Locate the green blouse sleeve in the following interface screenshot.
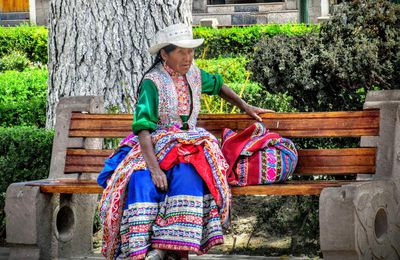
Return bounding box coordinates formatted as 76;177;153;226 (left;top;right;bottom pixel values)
200;69;224;95
131;79;159;135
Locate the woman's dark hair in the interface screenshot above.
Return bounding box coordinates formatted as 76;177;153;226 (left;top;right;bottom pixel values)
136;44;177;95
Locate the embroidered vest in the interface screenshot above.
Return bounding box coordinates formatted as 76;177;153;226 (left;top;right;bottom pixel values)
144;63;202;129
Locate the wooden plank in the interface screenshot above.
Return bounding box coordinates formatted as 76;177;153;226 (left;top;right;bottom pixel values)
27;180;103;194
27;179;357;195
230;180;355;196
64;164;375;175
65;149;111;173
297;149;375;167
70;110;380;120
296;148;376;174
69;110;380;138
64;147;376;175
295;166;375;175
0;0;29;12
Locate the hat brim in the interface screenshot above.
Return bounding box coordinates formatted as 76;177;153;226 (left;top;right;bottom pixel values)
148;38;204;54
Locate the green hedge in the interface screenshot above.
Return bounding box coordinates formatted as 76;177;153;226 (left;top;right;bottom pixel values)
200;82;295;114
194;24;318;58
0;99;46;128
196;57;295;113
0;127;54;239
0;68;47;127
0;24;317;65
0;68;47;103
0;25;48;64
196;56;250;83
0;51;30;72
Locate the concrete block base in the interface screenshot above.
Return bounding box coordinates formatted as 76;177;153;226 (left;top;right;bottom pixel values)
320;179;400;259
5;183;52;259
9;247;41;260
5;183;98;259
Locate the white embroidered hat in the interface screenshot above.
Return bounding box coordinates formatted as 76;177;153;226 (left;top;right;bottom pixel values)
148;23;204;54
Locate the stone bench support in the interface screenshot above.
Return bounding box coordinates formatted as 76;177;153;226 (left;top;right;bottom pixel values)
320;90;400;259
5;96;104;259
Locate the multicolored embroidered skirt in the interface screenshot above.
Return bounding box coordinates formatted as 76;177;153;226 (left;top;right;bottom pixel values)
117;163;224;259
98;127;231;259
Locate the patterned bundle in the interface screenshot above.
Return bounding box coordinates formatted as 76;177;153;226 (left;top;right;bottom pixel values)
221;122;298;186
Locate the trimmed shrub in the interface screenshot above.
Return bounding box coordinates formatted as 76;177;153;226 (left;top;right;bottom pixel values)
201;82;295;114
0;68;47;103
0;24;316;66
0;68;47;127
0;51;30;72
196;56;250;83
0;98;46;128
0;25;48;64
250;0;400;112
196;57;295;113
0;126;54;239
194;24;318;59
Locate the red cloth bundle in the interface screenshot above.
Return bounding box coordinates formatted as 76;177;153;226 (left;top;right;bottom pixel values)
221;122;298;186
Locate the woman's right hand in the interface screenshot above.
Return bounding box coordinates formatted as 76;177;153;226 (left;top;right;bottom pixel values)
138;130;169;192
149;166;168;192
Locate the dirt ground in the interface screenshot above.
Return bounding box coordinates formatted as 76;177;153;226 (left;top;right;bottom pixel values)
94;196;321;258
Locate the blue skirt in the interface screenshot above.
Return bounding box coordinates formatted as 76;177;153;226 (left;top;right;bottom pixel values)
98;148;224;259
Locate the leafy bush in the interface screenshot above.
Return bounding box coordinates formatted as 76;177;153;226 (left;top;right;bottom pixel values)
201;82;295;114
194;24;318;59
196;57;295;113
0;25;48;64
0;24;315;66
0;126;54;240
250;0;400;111
0;68;47;127
0;68;47;103
0;98;46;128
0;51;30;72
196;56;250;83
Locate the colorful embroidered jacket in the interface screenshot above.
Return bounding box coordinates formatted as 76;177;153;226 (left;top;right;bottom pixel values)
145;63;201;129
132;63;223;134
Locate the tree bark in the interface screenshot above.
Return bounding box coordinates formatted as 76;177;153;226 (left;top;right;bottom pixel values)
46;0;193;128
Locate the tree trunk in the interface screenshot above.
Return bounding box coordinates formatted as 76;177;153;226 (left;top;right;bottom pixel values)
46;0;193;128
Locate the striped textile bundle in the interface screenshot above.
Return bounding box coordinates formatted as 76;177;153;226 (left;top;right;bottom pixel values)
221;122;298;186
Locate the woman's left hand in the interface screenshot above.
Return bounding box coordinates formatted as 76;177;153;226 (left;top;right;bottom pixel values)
244;104;275;122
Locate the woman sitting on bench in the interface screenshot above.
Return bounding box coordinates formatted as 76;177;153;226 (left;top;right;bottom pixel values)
97;23;273;260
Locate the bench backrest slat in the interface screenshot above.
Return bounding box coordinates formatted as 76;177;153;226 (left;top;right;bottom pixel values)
64;147;376;175
69;110;380;138
66;110;379;176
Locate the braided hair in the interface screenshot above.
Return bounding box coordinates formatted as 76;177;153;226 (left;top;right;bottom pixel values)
136;44;177;96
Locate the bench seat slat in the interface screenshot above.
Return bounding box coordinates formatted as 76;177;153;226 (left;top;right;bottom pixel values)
230;180;355;196
64;148;376;175
69;110;379;138
27;179;357;196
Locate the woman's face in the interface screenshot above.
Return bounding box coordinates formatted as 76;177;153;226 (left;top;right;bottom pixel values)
161;47;195;75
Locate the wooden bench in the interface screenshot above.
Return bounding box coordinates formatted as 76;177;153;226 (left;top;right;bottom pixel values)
34;110;378;195
5;91;400;260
